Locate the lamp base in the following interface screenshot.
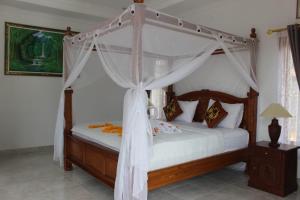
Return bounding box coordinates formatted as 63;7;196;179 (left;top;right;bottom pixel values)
268;118;281;148
269;142;280;148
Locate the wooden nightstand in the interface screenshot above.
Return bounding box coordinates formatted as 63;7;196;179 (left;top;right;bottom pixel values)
248;141;299;196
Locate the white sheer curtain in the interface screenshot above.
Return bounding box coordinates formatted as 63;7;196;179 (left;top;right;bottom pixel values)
54;4;258;200
278;32;300;144
53;37;95;165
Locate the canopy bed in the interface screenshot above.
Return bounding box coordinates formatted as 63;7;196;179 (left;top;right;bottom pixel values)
54;1;259;199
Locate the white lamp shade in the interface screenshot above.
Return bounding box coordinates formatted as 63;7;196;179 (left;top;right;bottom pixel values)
260;103;292;118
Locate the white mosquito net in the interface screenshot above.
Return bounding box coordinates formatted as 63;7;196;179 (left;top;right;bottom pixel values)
175;47;257;97
54;3;258;200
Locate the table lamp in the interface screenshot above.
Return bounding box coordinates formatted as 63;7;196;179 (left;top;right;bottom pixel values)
261;103;292;148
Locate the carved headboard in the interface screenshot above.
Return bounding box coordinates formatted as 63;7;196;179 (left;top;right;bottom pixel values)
166;85;259;147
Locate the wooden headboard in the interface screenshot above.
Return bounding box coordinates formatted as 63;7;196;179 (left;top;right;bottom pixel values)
166;85;259;147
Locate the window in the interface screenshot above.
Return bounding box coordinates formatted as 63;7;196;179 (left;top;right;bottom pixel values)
149;88;166;119
279;33;300;144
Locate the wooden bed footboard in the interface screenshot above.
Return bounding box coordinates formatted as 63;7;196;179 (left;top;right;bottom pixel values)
66;133;248;190
66;134;118;187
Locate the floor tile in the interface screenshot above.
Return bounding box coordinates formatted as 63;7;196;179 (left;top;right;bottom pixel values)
0;149;298;200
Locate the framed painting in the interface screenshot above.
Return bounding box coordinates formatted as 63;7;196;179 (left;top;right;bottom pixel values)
5;22;67;77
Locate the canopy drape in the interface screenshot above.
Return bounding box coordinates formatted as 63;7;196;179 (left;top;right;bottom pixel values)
287;24;300;89
54;3;258;200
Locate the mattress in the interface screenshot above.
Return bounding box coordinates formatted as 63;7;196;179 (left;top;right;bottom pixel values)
72;121;248;171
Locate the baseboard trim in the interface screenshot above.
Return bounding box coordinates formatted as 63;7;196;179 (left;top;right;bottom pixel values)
0;145;53;156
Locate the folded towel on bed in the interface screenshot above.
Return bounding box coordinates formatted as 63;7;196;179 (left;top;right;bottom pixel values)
88;120;181;136
88;123;113;129
88;123;123;136
150;120;182;135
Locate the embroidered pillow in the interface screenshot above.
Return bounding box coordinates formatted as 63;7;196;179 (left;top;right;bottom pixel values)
193;98;209;122
163;98;183;122
204;101;228;128
205;99;244;129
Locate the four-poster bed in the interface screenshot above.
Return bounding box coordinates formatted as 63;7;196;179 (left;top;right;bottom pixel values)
54;0;259;199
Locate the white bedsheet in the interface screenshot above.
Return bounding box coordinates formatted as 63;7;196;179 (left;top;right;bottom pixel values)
72;121;248;171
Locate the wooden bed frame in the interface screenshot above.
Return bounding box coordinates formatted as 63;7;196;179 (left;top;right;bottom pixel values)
63;24;259;190
63;87;258;190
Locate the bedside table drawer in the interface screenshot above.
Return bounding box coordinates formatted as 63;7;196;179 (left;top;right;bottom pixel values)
249;146;283;189
253;147;280;161
250;157;280;186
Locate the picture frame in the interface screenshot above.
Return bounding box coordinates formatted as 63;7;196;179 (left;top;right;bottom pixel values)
4;22;70;77
297;0;300;19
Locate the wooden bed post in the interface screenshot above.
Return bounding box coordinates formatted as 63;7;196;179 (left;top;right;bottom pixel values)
243;28;259;174
64;27;74;171
250;28;257;40
247;89;258;146
64;89;73;171
166;85;175;104
248;28;259;147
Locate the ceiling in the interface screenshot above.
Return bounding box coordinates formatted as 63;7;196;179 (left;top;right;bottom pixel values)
0;0;222;20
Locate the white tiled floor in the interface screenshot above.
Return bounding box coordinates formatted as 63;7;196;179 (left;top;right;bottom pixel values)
0;149;299;200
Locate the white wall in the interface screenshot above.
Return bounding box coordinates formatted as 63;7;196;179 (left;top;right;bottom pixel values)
171;0;297;141
0;0;297;150
0;4;125;150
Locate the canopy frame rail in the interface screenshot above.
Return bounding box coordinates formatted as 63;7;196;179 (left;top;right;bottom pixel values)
144;18;250;47
64;27;257;59
65;4;255;55
70;42;250;61
144;6;252;46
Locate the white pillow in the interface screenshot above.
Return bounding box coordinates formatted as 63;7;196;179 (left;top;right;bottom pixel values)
175;101;199;123
204;99;244;129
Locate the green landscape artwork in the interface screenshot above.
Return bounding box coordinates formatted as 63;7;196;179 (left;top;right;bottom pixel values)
5;22;65;76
